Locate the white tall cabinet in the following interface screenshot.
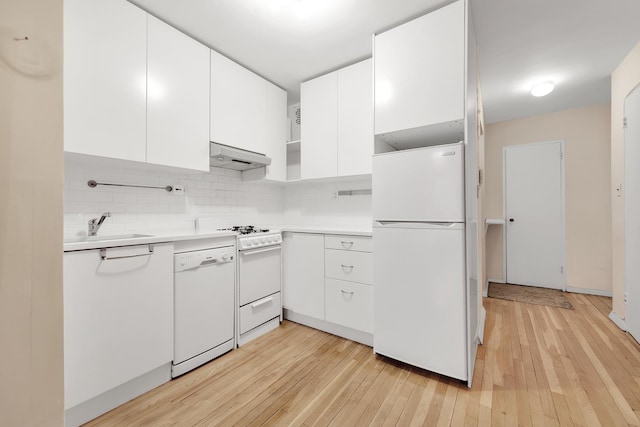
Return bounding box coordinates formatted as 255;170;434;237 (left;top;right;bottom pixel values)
147;15;210;171
300;59;373;180
374;0;465;148
64;0;147;162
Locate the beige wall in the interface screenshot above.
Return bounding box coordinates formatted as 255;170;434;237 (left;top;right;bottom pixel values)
0;0;64;425
611;41;640;318
485;103;612;293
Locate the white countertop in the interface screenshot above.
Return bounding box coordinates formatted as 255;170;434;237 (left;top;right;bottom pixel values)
63;230;238;252
64;225;374;252
279;225;373;237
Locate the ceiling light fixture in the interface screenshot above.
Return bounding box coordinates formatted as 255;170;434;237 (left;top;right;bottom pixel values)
531;81;554;97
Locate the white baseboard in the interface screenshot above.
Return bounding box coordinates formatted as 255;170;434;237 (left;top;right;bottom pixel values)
609;311;628;331
565;286;612;297
477;306;487;344
65;363;171;427
284;309;373;347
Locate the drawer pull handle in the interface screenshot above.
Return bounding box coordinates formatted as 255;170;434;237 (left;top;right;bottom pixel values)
341;290;354;300
252;297;274;309
341;264;354;271
340;241;354;248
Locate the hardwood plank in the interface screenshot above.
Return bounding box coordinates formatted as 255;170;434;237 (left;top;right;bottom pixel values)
86;294;640;427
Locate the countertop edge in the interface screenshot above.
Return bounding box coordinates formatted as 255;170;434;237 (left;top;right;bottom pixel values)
63;230;238;252
279;226;373;237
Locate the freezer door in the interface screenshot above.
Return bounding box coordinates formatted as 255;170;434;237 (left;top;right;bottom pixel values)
373;143;464;222
373;222;467;380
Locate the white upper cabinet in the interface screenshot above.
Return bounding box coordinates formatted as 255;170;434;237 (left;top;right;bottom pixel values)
374;0;465;148
210;50;267;155
64;0;147;162
147;16;210;171
301;72;339;180
265;82;287;181
338;59;373;176
301;59;373;180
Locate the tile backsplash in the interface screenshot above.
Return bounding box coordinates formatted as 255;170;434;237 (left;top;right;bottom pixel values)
64;156;284;238
283;176;373;229
64;156;373;237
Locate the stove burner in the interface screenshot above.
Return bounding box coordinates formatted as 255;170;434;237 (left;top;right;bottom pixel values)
217;225;270;235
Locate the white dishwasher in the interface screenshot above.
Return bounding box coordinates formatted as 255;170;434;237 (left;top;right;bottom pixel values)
173;243;235;378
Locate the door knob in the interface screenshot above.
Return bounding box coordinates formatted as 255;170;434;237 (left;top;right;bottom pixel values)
509;218;515;222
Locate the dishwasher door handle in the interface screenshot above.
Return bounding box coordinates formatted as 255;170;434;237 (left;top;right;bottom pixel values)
241;246;281;257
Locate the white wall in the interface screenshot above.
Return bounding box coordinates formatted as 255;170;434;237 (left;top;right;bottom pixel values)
283;176;373;229
64;156;285;236
0;0;64;424
485;103;612;294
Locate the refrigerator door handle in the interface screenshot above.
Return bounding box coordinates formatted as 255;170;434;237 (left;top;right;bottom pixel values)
376;221;460;226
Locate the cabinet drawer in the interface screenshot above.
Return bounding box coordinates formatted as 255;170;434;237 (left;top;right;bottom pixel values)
239;292;281;334
325;235;372;252
325;249;372;285
325;279;373;333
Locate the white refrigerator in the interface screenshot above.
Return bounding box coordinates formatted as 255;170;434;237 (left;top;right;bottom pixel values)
373;142;468;381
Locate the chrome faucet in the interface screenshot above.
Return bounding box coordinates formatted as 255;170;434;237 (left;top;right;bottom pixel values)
88;212;111;236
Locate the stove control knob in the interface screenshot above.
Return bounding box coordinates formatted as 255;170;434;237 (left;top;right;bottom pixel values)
261;238;266;244
221;252;228;261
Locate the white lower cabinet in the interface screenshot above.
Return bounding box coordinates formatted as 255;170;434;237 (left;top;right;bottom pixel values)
325;279;373;333
63;243;173;425
282;232;324;319
283;232;373;345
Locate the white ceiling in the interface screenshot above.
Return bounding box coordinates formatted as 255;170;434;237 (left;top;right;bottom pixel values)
131;0;640;124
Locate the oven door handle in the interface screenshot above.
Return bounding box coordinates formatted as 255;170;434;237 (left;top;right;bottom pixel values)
241;246;281;256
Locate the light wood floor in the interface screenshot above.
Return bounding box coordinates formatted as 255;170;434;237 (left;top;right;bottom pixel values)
86;294;640;426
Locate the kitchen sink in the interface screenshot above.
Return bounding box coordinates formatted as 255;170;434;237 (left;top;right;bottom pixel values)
64;234;154;243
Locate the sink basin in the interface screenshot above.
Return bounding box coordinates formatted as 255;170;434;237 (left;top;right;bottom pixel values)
64;234;154;244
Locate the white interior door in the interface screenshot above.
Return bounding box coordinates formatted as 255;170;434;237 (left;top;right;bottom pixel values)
504;141;565;289
625;85;640;343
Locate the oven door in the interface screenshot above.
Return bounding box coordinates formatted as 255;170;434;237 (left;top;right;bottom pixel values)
238;245;282;306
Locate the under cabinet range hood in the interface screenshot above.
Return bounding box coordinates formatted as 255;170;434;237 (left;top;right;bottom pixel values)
209;142;271;171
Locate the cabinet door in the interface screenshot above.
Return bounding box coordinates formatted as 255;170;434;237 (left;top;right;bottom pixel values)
63;244;173;409
265;82;287;181
374;0;464;135
301;72;338;180
147;16;210;171
338;59;373;176
283;233;325;319
64;0;147;161
211;50;267;155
